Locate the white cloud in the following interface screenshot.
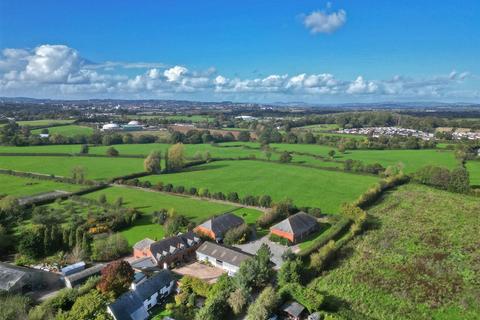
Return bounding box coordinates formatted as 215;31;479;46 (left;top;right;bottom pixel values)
347;76;378;94
0;44;476;101
303;9;347;34
163;65;188;82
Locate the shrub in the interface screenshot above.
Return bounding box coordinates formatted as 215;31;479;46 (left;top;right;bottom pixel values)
91;233;129;261
246;286;279;320
310;240;336;271
223;223;250;245
106;147;119;157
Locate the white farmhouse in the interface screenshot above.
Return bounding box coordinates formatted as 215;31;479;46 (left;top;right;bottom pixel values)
196;241;252;276
107;270;176;320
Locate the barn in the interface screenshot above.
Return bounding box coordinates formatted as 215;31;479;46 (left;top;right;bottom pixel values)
270;212;319;244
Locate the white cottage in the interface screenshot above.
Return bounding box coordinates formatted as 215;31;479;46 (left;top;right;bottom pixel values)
196;241;252;276
107;270;176;320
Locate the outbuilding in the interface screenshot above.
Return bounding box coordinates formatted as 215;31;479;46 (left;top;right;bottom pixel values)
270;212;319;244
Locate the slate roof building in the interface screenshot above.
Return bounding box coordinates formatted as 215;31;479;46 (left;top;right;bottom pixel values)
196;241;252;276
194;213;244;241
0;262;61;294
132;232;201;269
64;264;105;288
270;212;319;244
0;262;30;293
107;270;176;320
281;301;307;320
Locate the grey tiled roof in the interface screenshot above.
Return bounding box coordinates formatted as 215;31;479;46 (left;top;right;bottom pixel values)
270;212;318;236
108;270;175;320
197;213;244;238
196;241;252;267
133;238;155;251
0;262;27;291
108;290;147;320
282;301;306;318
148;231;200;263
134;270;175;301
65;264;105;283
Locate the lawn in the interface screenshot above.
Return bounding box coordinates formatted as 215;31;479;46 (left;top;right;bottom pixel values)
0;144;83;154
270;144;458;173
31;125;94;137
466;161;480;185
84;186;262;245
313;184;480;319
0;156;144;181
14;119;76;127
140;160;379;213
0;174;83;197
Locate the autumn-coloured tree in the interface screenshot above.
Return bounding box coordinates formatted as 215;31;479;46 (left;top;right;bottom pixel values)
97;260;134;298
167;143;185;171
144;151;161;173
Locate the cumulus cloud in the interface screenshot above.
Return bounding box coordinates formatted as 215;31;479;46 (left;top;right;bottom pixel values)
303;8;347;34
0;44;475;101
164;65;188;82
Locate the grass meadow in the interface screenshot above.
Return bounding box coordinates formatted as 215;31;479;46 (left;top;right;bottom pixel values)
0;156;144;180
466;160;480;185
31;124;94;137
0;174;83;197
312;184;480;319
84;186;262;244
269;143;458;173
140;160;379;213
1;119;76;127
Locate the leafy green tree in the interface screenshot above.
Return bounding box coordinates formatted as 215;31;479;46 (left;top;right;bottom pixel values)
279;151;292;163
79;144;89;154
91;233;129;261
56;290;111;320
246;286;278;320
448;166;470;193
278;258;302;287
106;147;119;157
0;293;32;320
227;288;248;315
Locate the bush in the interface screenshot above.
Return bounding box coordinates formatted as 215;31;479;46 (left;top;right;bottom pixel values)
106;147;119;157
91;233;129;261
223;223;250;245
246;286;279;320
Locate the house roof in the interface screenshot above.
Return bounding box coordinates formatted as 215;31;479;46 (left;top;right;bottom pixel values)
196;241;252;267
0;262;28;291
147;232;201;263
197;213;244;238
133;238;155;251
108;270;175;320
270;212;318;236
134;270;175;301
108;290;147;320
129;257;157;270
282;301;306;318
65;264;105;283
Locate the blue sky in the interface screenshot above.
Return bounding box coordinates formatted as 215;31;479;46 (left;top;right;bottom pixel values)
0;0;479;102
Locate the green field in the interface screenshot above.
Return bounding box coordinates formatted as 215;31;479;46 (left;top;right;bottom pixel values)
466;161;480;185
0;174;83;197
0;144;83;154
140;160;378;213
270;144;458;173
13;119;76;127
84;186;262;244
294;124;340;131
313;184;480;319
0;156;144;181
31;125;94;137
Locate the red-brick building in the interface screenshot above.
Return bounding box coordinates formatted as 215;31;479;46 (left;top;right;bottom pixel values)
194;213;244;242
132;232;201;269
270;212;319;244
